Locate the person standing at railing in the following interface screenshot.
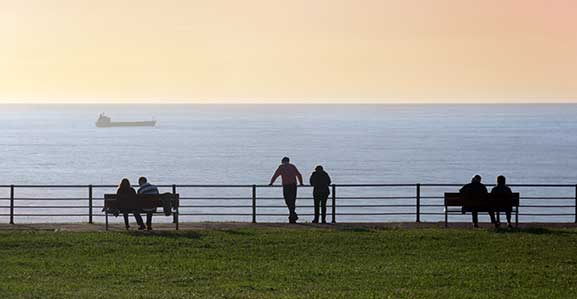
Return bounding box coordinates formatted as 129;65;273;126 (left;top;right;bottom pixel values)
116;178;145;230
309;165;331;224
136;177;159;231
269;157;304;223
460;175;494;228
490;175;514;228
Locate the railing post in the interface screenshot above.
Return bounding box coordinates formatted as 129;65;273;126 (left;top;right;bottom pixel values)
88;185;93;224
252;185;257;224
9;185;14;224
331;184;336;224
416;183;421;223
172;184;177;224
574;184;577;224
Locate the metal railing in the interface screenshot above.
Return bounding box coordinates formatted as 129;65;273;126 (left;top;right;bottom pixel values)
0;183;576;224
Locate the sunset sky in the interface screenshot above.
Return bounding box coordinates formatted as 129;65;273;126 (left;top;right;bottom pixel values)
1;0;576;103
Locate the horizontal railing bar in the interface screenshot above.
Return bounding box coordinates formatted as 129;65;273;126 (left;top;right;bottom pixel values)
7;214;92;216
178;213;253;216
10;206;90;209
12;199;89;201
3;183;577;188
180;197;251;200
520;197;575;200
519;205;576;208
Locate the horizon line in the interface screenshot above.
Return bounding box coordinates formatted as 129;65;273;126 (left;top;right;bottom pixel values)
1;97;577;105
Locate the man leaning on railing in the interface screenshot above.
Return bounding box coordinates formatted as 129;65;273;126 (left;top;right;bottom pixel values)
269;157;304;224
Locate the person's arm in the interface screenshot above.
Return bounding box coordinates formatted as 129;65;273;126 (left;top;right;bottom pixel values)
295;167;304;186
269;167;281;186
327;174;332;186
309;173;315;186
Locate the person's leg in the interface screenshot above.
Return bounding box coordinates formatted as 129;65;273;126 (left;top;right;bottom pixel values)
283;185;290;222
133;211;145;229
291;185;298;221
506;211;512;227
283;185;297;223
321;194;328;223
123;212;130;229
488;211;498;228
146;212;153;230
312;194;320;223
472;212;479;228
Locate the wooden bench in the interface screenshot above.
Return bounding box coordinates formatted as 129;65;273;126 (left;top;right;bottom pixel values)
103;193;180;230
444;192;519;227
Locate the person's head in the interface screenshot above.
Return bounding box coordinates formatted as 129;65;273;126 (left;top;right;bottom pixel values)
497;175;506;186
138;176;148;186
118;178;131;190
315;165;324;172
281;157;290;164
471;175;482;184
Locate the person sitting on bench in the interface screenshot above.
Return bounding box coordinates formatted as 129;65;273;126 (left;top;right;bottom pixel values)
136;176;159;231
460;175;495;228
490;175;514;228
117;178;145;230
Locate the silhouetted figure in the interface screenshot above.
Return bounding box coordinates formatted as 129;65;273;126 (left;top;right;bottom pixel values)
491;175;513;228
136;177;159;231
460;175;494;228
309;165;331;223
269;157;304;223
116;178;145;230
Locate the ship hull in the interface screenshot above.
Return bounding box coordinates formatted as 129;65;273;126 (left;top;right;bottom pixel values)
96;121;156;128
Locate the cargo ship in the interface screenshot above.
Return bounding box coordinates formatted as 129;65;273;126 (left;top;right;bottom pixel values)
95;114;156;128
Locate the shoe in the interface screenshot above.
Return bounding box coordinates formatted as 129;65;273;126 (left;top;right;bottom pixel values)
321;220;327;224
507;224;513;228
312;219;319;223
473;224;479;228
138;226;146;231
125;226;130;230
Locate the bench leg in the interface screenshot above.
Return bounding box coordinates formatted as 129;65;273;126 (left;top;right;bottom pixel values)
175;211;179;231
444;208;448;228
515;207;519;228
105;212;109;231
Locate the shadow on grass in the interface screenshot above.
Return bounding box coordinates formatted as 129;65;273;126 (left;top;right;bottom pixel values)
336;226;373;233
126;231;204;240
218;229;256;236
492;227;577;236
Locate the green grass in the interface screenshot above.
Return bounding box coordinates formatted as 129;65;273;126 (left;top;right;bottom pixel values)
1;227;577;298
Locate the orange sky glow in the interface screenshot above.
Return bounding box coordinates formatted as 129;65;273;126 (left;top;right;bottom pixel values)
1;0;576;103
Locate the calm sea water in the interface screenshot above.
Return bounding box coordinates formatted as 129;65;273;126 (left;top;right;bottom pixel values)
1;104;576;223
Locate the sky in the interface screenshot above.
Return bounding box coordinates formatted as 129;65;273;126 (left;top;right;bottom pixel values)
1;0;576;103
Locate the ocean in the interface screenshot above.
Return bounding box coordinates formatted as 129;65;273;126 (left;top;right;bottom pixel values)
1;104;576;223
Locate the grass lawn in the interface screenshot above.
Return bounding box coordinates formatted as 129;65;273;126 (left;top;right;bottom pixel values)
0;226;576;298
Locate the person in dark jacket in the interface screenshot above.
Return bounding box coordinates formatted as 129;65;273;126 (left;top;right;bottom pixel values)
309;165;331;223
116;178;145;230
460;175;494;228
491;175;513;228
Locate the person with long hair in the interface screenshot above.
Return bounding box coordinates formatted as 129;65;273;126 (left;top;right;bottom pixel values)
116;178;145;230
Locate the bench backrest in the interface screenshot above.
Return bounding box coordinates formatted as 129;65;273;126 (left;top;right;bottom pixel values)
444;192;519;206
104;193;180;210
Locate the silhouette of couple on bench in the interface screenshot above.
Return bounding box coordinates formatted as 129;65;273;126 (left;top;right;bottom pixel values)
116;177;159;230
460;175;514;228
